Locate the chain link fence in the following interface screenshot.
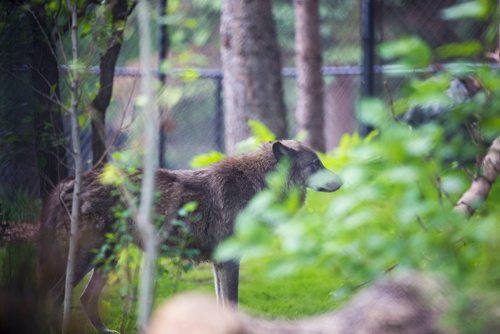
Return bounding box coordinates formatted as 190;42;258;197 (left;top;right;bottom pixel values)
379;0;491;102
1;0;492;183
105;0;484;169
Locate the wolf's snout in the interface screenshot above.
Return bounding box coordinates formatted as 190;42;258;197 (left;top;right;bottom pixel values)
307;169;342;192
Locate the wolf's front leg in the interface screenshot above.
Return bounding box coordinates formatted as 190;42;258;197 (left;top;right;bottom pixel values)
81;269;119;333
212;260;240;308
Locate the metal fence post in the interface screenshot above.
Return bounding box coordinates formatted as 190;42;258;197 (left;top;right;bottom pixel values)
215;76;224;152
360;0;375;136
158;0;168;167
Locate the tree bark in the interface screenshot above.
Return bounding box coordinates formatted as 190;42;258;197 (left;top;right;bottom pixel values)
62;1;82;332
30;10;68;198
221;0;287;154
90;0;129;167
294;0;325;151
324;76;356;150
136;0;160;331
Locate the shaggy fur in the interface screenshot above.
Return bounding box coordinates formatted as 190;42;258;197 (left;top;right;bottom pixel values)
38;140;341;333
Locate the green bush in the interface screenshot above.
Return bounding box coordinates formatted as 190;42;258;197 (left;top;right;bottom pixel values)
215;1;500;331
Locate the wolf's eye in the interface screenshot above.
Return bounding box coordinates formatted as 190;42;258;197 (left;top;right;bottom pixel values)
310;159;321;168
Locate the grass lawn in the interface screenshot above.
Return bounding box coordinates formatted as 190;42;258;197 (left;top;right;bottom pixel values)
70;256;340;333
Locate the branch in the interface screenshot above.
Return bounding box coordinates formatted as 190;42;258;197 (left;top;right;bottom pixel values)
93;79;138;169
62;0;83;332
90;0;130;166
455;137;500;217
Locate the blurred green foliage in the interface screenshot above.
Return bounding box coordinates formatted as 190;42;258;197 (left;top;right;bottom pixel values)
93;153;204;330
214;1;500;331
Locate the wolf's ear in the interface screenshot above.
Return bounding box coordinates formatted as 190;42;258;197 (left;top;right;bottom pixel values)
272;141;295;161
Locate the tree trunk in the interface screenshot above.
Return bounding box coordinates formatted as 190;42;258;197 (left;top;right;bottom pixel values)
221;0;287;154
324;76;356;150
62;1;82;332
136;0;160;330
294;0;325;151
31;11;68;199
90;0;129;167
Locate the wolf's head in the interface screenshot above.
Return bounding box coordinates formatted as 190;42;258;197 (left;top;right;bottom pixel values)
272;140;342;193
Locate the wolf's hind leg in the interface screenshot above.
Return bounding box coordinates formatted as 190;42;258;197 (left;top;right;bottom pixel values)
81;269;119;334
213;260;240;309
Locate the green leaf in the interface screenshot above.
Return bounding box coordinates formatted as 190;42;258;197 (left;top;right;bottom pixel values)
158;87;183;108
436;41;483;59
235;137;262;154
167;0;180;14
184;201;198;212
248;120;276;141
78;114;88;128
81;20;93;35
190;150;226;168
177;200;198;217
47;0;58;12
193;29;211;46
184;18;198;29
100;164;126;186
378;37;432;68
441;0;492;20
179;68;200;81
358;98;390;128
402;75;452;108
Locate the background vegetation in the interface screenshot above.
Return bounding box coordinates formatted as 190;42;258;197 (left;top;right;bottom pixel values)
1;0;499;333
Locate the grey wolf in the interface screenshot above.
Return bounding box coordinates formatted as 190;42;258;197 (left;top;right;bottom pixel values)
38;140;342;333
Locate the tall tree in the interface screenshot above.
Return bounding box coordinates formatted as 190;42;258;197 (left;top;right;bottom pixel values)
30;5;68;198
294;0;325;151
324;77;356;150
220;0;287;154
2;0;133;198
0;3;41;197
90;0;131;167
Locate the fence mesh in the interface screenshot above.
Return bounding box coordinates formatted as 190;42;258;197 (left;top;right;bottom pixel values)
107;0;485;168
1;0;493;183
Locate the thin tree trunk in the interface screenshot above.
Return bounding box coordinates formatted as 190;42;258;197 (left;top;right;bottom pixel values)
91;0;129;167
221;0;287;154
31;10;68;198
294;0;325;151
136;0;160;331
62;1;82;332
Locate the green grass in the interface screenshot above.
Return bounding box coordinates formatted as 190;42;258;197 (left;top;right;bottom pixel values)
0;219;340;332
69;255;340;333
0;189;339;332
239;259;339;319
